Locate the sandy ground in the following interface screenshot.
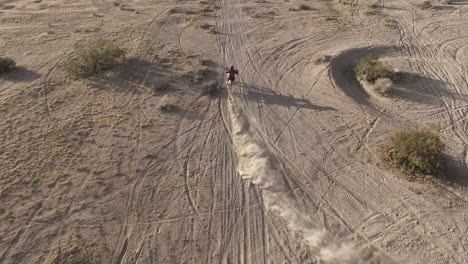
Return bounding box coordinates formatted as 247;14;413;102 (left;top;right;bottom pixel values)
1;0;468;263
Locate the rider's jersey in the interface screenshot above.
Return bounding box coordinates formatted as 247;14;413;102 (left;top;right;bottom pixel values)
227;69;239;78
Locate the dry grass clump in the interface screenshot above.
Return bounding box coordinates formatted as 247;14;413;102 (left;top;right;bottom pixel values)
355;57;391;84
200;59;214;66
158;94;178;112
168;7;198;15
0;57;16;74
373;77;392;95
420;0;433;9
51;246;98;264
199;23;213;30
153;82;171;93
194;68;214;83
364;10;380;16
159;103;177;112
202;81;221;97
241;6;254;13
62;39;127;78
355;57;394;95
384;19;398;29
252;10;278;18
179;68;214;83
324;16;338;22
314;55;332;64
199;3;219;15
382;127;444;177
298;4;313;10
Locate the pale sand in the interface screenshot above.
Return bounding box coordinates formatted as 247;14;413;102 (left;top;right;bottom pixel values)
1;0;467;263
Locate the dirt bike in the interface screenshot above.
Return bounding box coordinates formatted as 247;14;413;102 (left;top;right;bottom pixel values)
225;67;237;87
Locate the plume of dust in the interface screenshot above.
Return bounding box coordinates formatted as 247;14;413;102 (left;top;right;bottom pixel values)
227;97;359;263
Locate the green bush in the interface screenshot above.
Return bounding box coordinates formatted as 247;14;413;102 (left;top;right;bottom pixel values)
0;57;16;74
355;57;391;84
62;39;127;78
385;127;444;176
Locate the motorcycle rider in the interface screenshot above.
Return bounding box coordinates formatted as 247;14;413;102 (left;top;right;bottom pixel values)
226;65;239;84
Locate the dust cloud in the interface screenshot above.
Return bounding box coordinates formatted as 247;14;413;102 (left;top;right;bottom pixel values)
228;96;359;263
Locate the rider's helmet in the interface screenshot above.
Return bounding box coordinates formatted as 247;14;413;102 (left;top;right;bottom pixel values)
230;65;235;70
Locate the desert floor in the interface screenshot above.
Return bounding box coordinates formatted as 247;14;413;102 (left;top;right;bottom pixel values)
1;0;468;263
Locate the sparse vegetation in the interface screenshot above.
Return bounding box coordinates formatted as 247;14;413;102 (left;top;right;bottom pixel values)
385;19;398;29
159;103;177;112
252;11;278;18
355;57;391;84
383;127;444;177
179;68;213;83
51;245;98;264
202;81;221;97
241;6;254;13
200;5;218;15
298;4;313;10
62;39;127;78
314;55;332;64
200;59;213;66
0;57;16;74
199;23;213;30
168;7;197;15
153;82;171;93
373;77;392;95
421;0;433;9
364;10;380;16
324;17;338;22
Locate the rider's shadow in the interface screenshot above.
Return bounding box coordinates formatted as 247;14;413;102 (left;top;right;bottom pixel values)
233;83;335;111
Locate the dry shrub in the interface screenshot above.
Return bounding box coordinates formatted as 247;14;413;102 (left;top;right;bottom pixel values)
199;23;213;30
373;78;392;95
168;7;198;15
158;95;177;112
298;4;313;10
364;10;380;16
252;11;278;18
355;57;391;84
159;103;176;112
153;82;171;93
385;19;398;29
314;55;332;64
200;59;214;66
51;246;98;264
62;39;127;78
324;17;338;21
202;81;221;97
0;57;16;74
421;0;433;9
383;127;444;176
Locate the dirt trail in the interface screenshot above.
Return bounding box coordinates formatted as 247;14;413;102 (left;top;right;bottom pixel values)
219;0;468;263
1;0;467;263
218;0;376;263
